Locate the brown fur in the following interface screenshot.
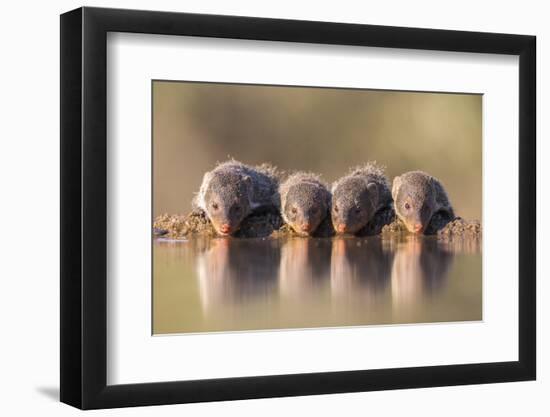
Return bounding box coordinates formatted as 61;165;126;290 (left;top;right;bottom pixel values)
278;172;331;236
392;171;454;235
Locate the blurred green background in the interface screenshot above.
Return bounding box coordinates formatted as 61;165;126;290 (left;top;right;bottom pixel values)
153;81;482;219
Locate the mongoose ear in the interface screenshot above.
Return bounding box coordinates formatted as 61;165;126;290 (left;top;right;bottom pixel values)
367;182;379;206
392;176;401;200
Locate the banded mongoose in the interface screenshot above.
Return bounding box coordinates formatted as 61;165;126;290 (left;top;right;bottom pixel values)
331;163;394;235
193;160;279;236
392;171;455;235
278;172;331;236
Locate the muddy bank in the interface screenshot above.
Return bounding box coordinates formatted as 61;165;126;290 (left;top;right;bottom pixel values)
437;217;482;239
154;210;283;239
381;217;482;239
154;211;481;240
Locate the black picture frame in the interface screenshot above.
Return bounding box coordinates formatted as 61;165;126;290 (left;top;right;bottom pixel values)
60;6;536;410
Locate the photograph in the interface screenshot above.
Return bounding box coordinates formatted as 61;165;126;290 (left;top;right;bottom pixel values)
56;4;538;411
152;80;482;335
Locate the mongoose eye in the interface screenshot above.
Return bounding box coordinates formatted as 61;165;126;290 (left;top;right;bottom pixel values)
211;202;219;210
354;208;361;215
404;202;411;210
234;206;241;213
334;205;339;213
291;207;297;215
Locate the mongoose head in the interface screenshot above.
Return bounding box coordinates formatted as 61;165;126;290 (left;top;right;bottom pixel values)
202;171;252;236
283;182;330;237
392;171;437;234
331;177;378;235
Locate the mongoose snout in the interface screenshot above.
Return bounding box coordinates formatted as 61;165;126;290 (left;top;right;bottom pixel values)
331;163;394;235
194;160;279;236
392;171;455;235
279;173;331;237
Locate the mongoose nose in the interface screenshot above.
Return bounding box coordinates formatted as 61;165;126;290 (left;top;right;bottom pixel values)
337;224;347;233
300;223;312;232
413;224;423;233
219;224;232;234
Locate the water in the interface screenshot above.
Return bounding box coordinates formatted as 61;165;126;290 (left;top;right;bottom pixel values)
153;235;482;335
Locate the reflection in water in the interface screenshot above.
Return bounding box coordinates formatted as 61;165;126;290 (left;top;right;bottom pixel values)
154;234;481;334
331;238;393;303
196;238;280;311
279;239;332;300
438;236;481;255
391;236;454;309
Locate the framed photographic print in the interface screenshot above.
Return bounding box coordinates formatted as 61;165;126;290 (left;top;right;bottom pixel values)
60;6;536;409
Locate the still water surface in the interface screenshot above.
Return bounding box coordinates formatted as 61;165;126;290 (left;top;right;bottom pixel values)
153;235;481;334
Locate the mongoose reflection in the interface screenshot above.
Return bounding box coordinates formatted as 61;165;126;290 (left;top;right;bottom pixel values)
331;163;394;235
331;238;393;301
194;160;279;236
279;172;331;236
392;171;455;235
279;239;332;300
391;236;454;307
196;238;281;312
